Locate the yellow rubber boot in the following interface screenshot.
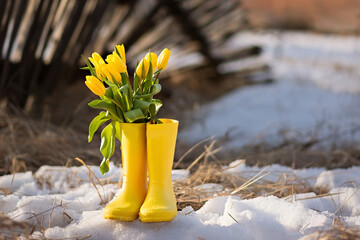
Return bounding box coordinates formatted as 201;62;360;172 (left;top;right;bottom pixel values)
103;123;147;221
139;119;179;222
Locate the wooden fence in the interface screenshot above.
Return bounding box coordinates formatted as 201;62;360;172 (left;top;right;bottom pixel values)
0;0;263;116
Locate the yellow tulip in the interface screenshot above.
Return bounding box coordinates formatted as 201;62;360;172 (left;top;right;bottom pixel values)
89;52;106;79
85;75;106;96
96;61;107;79
102;64;122;84
88;57;96;66
136;58;150;79
157;48;171;70
115;44;126;63
91;52;104;63
145;52;157;72
105;53;127;73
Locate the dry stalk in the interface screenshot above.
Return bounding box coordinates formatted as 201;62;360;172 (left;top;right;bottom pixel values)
334;185;360;215
75;158;106;205
0;111;104;175
48;198;57;229
175;159;330;211
303;217;360;240
0;213;31;239
174;136;215;168
231;166;271;194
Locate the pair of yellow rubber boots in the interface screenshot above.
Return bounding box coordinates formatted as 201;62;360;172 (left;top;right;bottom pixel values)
103;119;178;222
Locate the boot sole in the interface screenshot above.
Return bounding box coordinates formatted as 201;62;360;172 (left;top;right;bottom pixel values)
103;211;138;221
139;212;177;222
139;217;175;222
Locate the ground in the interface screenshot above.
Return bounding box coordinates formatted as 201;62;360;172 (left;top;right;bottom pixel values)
1;30;360;239
1;161;360;239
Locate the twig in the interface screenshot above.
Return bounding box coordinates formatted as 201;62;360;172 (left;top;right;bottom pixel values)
174;136;214;168
227;211;238;223
294;192;343;201
48;198;57;229
334;186;360;215
231;166;271;195
75;157;105;205
185;141;219;171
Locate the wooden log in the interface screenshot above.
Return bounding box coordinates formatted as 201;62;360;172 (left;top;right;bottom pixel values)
0;0;28;102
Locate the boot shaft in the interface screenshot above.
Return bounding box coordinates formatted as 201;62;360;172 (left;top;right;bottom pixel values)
146;119;179;183
120;123;147;188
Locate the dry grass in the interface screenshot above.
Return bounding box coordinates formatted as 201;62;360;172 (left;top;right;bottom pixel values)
303;217;360;240
0;146;358;239
173;139;332;211
235;128;360;169
174;127;360;171
174;160;328;211
2;107;360;176
0;111;116;175
0;213;31;239
1;111;360;239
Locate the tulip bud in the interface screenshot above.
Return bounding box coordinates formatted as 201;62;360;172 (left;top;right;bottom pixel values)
115;44;126;63
89;52;106;79
105;53;127;73
136;58;150;79
157;48;171;70
96;61;107;79
91;52;104;63
102;64;122;84
85;76;106;96
145;52;157;72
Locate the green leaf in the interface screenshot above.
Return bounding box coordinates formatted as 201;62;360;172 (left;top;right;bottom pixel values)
133;99;152;113
124;108;146;123
133;74;140;94
120;72;128;86
111;86;124;104
102;89;125;122
151;117;163;124
135;83;161;99
119;85;132;111
112;121;121;141
88;99;122;122
149;103;156;118
152;99;162;114
80;66;90;70
82;55;97;77
104;78;117;88
105;87;114;98
88;111;110;142
99;123;116;175
151;83;161;95
100;158;109;175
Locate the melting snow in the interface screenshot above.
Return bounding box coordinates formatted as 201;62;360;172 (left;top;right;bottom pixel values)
180;31;360;148
1;162;360;239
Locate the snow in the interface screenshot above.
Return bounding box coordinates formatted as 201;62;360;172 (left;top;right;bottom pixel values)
1;30;360;239
219;31;360;94
1;162;360;239
180;31;360;148
181;80;360;147
226;159;360;189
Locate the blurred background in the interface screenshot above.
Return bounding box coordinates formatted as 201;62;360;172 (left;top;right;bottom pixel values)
1;0;360;174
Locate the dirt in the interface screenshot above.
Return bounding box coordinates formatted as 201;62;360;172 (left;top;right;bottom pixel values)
242;0;360;34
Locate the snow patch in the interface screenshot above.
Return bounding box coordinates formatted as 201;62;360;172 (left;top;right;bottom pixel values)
1;163;360;239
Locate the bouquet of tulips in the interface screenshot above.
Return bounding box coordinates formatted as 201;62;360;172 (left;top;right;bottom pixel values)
83;45;171;174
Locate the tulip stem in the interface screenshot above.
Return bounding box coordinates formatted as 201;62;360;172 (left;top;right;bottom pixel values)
124;72;133;95
154;71;160;83
105;95;126;114
138;79;143;95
